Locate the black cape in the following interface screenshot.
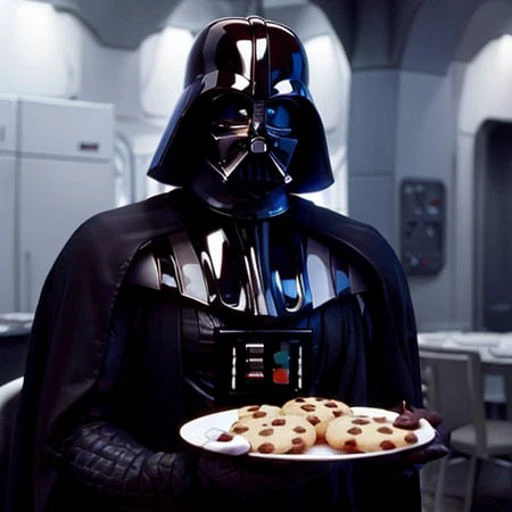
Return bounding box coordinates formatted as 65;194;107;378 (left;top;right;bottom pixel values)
5;188;422;512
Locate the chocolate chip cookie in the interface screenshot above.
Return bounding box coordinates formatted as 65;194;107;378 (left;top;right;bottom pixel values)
281;396;351;441
325;413;420;453
237;404;283;420
229;414;317;454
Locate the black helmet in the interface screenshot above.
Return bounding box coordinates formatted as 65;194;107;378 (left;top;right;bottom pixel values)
148;15;334;218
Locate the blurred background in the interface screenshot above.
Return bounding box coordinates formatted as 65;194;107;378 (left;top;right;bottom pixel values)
2;1;512;509
4;0;512;332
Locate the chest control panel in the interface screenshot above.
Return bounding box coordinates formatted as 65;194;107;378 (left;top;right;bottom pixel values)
214;328;312;406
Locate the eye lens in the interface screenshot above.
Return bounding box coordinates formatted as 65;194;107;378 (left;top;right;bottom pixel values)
222;105;248;123
211;97;250;125
266;104;291;129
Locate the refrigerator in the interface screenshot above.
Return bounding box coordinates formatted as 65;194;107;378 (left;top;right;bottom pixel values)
0;95;116;314
0;97;17;313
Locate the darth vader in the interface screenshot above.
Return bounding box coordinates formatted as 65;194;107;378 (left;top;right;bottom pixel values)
5;16;444;512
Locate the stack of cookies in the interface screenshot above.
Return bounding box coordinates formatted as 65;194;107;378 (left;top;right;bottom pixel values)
228;396;420;455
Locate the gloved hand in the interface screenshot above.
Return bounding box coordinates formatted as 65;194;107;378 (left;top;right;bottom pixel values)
391;401;449;466
197;450;332;498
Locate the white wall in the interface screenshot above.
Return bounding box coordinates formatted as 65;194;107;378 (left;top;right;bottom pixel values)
0;0;81;98
395;69;458;330
301;32;350;215
139;27;194;120
347;69;399;246
454;34;512;329
397;30;512;331
458;35;512;134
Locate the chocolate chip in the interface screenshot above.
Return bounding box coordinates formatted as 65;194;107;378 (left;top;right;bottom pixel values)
247;406;260;412
307;415;321;426
301;404;316;412
325;401;338;408
405;433;418;444
289;439;306;454
259;428;274;437
232;425;249;434
295;397;306;403
294;426;307;433
377;427;393;435
217;432;233;442
373;416;387;423
253;411;267;418
352;418;370;425
347;427;363;435
333;410;343;417
271;418;286;426
393;411;420;430
258;443;275;453
344;439;358;447
380;440;396;450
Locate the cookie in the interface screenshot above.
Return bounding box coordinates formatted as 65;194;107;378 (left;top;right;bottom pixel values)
237;404;282;420
325;413;420;453
229;414;317;454
281;396;351;440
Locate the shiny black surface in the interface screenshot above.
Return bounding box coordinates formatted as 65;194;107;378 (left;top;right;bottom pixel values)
148;15;334;219
183;16;308;99
126;193;354;318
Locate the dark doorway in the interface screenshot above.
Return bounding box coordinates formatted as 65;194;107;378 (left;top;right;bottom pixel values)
474;121;512;332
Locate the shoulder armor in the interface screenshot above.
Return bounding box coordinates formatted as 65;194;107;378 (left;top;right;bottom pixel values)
125;230;368;316
125;240;175;291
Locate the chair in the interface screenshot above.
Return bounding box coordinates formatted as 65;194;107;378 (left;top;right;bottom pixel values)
0;377;23;508
419;348;512;512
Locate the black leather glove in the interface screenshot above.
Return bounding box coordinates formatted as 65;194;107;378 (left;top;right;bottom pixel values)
197;450;333;499
62;421;195;510
392;403;449;465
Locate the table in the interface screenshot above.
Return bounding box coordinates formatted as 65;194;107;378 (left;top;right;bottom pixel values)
0;313;33;386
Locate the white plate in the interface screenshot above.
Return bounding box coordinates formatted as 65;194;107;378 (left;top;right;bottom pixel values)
179;406;436;461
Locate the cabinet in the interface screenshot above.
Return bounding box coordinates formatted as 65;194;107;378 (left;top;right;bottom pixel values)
0;95;116;313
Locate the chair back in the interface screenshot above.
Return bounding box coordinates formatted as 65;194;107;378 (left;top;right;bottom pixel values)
419;348;487;455
0;377;23;507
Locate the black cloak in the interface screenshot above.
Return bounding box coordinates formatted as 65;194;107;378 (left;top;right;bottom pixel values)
5;188;422;511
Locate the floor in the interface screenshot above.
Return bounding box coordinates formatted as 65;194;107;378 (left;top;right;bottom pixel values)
421;458;512;511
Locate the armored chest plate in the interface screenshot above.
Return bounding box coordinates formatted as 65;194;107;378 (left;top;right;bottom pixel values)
127;216;360;318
